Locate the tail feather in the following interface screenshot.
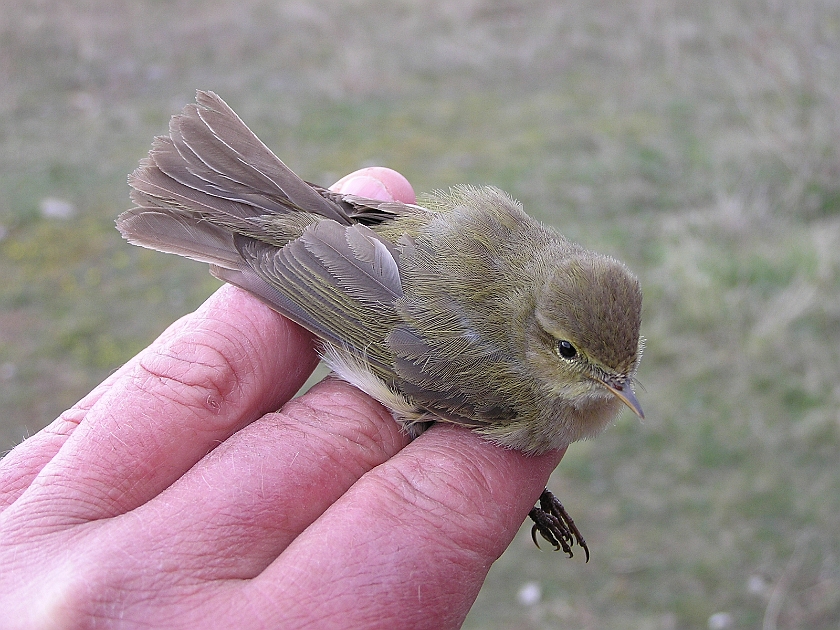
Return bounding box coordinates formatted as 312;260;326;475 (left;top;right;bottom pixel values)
125;91;354;237
116;208;243;269
191;92;352;223
130;143;262;232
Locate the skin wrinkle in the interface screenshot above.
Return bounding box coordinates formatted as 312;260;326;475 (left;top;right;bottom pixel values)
397;437;505;522
198;310;265;385
54;407;88;429
137;286;313;430
10;347;242;524
41;289;316;524
137;340;241;419
212;285;317;383
111;340;255;487
1;495;79;550
283;382;407;465
53;356;137;429
1;467;113;541
422;439;501;503
365;460;501;562
0;365;132;509
0;420;76;509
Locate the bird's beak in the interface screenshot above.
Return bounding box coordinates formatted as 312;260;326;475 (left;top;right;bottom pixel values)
599;377;644;419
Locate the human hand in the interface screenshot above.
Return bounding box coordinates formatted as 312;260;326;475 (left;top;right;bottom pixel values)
0;167;564;630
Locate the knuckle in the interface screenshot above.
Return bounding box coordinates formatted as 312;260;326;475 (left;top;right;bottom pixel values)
133;328;251;420
373;453;500;558
282;389;405;469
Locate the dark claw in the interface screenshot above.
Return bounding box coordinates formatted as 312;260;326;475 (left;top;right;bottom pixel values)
528;489;590;562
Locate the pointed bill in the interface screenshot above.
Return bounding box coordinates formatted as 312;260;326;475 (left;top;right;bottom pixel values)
600;379;644;419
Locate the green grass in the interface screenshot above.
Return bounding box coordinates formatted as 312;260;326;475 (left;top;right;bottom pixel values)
2;0;840;627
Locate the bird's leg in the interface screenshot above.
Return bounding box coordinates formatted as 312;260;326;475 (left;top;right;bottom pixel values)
528;489;590;562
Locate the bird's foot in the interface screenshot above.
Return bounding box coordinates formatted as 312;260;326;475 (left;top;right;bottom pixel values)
528;488;590;562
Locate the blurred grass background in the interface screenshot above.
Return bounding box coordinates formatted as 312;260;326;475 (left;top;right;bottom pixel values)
2;0;839;627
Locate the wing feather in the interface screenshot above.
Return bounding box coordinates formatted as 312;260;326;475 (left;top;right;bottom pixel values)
230;223;404;377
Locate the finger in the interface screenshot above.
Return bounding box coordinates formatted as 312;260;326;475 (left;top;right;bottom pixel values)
88;379;409;582
0;319;213;510
0;364;125;510
2;284;319;527
331;166;416;202
0;329;182;510
244;425;564;630
46;425;560;629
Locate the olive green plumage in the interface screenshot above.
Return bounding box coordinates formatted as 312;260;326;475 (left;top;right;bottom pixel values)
117;91;643;456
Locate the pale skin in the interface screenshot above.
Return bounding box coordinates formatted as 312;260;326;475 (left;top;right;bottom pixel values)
0;168;564;630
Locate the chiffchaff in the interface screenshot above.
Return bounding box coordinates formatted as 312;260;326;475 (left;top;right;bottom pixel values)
117;92;643;559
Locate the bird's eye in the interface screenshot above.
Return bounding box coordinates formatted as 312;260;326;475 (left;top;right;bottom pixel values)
557;340;577;359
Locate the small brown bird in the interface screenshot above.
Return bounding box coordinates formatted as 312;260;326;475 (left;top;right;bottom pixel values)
118;91;644;559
